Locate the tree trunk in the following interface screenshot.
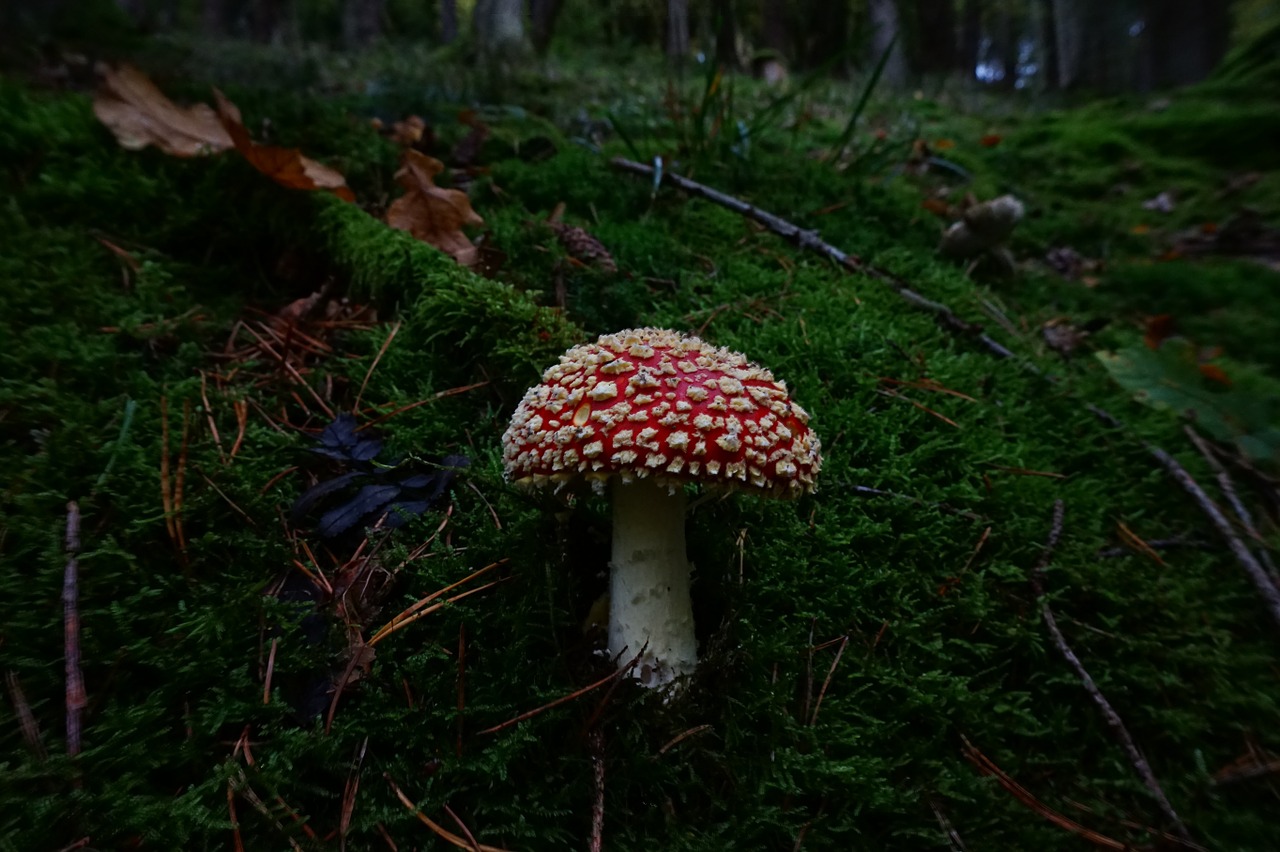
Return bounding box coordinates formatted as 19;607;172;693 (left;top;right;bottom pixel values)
960;0;983;80
914;0;957;75
714;0;739;70
762;0;788;55
529;0;563;55
341;0;383;48
1039;0;1060;89
666;0;689;60
1053;0;1084;88
474;0;528;57
440;0;458;43
868;0;908;87
1144;0;1233;88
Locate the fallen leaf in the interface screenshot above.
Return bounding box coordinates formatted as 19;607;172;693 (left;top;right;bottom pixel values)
1143;314;1176;350
386;150;485;266
979;133;1002;147
921;198;952;218
391;115;427;147
933;138;955;150
1199;363;1232;386
1130;224;1151;235
213;90;355;202
93;63;232;157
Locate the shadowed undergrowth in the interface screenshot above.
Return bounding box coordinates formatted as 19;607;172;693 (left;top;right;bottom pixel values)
1;55;1278;851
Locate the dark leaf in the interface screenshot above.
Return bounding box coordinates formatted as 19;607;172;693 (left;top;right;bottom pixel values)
291;470;365;523
316;483;402;539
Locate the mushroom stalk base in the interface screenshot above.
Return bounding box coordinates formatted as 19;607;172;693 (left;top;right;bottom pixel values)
608;478;696;689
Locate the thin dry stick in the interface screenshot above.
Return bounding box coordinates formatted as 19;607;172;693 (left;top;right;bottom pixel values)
588;727;605;852
479;650;644;736
368;560;509;646
262;638;279;705
610;156;1016;360
5;671;47;760
1030;501;1193;845
1146;445;1280;628
160;397;176;543
1184;427;1280;592
63;502;85;759
339;736;369;851
354;320;401;413
456;624;467;758
809;634;849;726
200;371;228;464
443;804;482;852
656;724;713;756
927;795;968;852
384;774;511;852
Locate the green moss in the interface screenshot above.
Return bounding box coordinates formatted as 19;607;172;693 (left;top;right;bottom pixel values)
2;59;1279;852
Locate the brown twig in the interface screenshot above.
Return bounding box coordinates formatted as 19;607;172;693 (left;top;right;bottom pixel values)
479;649;643;736
354;320;402;413
63;502;85;760
611;156;1016;360
384;774;511;852
339;736;369;851
809;634;849;726
5;671;47;760
656;724;713;756
588;727;606;852
1029;501;1194;845
962;736;1129;850
456;623;467;758
368;560;509;646
262;638;278;705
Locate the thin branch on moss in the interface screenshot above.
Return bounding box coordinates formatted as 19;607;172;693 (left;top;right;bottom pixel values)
479;649;644;736
961;736;1132;851
229;769;307;852
63;501;85;761
354;320;401;413
6;672;46;761
610;156;1016;360
1029;501;1194;845
1089;407;1280;629
809;634;849;726
1184;427;1280;592
368;559;510;647
384;773;511;852
656;724;713;756
589;727;605;852
927;795;968;851
1148;445;1280;627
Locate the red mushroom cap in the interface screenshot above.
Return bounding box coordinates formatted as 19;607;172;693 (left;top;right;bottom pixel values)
502;328;821;496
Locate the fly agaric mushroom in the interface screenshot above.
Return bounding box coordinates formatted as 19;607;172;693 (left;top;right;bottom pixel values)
502;328;821;688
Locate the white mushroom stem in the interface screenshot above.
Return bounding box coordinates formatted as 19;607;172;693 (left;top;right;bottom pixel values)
608;477;697;689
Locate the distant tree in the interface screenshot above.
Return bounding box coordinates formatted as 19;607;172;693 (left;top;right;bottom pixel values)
474;0;528;56
761;0;789;57
1143;0;1234;87
960;0;983;78
914;0;959;75
341;0;383;47
530;0;564;55
666;0;690;59
441;0;458;43
868;0;908;86
714;0;739;69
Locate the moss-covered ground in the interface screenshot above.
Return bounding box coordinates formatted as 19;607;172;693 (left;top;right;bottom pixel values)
1;41;1279;850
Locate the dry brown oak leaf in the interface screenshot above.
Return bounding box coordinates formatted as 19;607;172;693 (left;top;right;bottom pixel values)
212;90;355;203
93;63;233;157
386;149;485;267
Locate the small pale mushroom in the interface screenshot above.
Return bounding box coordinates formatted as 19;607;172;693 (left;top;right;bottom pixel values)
502;327;821;689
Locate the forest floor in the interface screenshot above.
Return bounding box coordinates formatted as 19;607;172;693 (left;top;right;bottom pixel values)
2;35;1280;851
